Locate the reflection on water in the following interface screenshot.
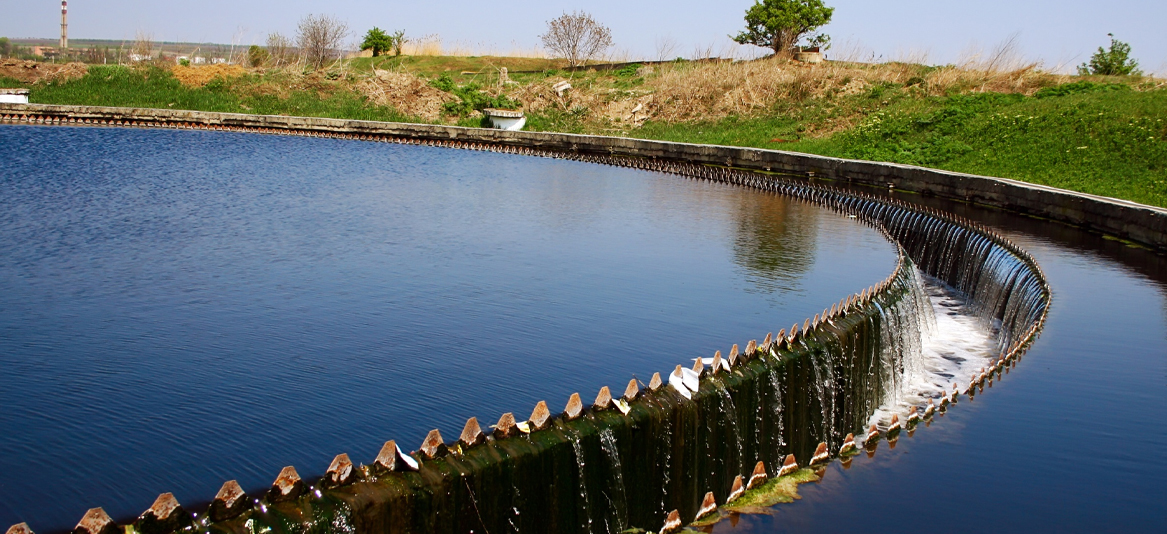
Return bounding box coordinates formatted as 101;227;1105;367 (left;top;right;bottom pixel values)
0;125;898;532
731;192;816;294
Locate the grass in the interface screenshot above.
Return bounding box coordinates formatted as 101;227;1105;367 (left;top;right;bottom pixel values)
618;83;1167;207
16;65;411;122
4;56;1164;208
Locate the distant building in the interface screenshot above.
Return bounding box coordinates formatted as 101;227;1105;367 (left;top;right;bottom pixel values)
31;46;60;59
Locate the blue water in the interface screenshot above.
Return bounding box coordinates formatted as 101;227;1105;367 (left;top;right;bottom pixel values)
0;125;898;531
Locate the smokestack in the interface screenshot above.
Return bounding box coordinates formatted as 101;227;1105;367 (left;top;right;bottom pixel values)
60;1;68;49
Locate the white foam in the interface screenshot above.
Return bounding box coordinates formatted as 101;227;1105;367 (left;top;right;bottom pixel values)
868;275;999;429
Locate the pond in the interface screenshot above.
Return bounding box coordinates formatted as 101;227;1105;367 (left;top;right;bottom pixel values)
0;125;901;531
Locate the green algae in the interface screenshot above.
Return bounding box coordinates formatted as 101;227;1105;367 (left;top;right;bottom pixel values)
682;468;823;529
725;468;821;512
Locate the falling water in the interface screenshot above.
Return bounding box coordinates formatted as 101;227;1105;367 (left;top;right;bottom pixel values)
597;428;629;534
568;432;596;533
22;141;1051;534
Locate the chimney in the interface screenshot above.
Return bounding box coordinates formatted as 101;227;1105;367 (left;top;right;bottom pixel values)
61;1;68;49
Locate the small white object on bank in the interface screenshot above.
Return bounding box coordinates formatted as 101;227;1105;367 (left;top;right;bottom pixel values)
0;89;30;104
482;108;526;131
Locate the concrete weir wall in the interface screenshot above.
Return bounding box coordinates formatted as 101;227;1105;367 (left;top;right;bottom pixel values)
2;105;1054;534
2;102;1165;253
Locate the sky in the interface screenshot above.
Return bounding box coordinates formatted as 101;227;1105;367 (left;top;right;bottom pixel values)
2;0;1164;73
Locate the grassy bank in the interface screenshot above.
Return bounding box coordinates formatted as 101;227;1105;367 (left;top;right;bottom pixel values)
2;58;1164;207
624;83;1167;207
1;64;411;122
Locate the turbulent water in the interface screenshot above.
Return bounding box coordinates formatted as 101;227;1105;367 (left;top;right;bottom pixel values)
867;274;998;429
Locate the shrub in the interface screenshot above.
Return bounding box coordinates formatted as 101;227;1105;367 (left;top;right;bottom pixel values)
429;74;520;116
361;27;395;57
614;63;643;77
1078;34;1142;76
247;45;270;67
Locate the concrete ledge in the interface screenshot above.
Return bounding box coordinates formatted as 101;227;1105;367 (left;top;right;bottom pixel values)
3;102;1164;252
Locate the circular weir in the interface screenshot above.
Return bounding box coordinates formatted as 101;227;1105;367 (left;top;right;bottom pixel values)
20;112;1160;534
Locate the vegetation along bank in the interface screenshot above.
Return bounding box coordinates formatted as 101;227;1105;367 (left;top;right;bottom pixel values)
2;51;1163;208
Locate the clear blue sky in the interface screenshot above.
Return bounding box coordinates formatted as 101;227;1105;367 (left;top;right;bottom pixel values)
3;1;1164;73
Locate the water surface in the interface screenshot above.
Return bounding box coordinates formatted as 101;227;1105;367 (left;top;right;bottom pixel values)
0;125;898;530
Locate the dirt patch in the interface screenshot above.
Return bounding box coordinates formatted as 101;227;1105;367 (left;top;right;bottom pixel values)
355;70;457;121
0;59;88;84
172;64;247;87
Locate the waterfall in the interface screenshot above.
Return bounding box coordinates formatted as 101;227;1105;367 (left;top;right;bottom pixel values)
54;149;1050;534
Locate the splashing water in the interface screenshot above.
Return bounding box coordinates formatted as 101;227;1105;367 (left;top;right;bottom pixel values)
868;273;998;428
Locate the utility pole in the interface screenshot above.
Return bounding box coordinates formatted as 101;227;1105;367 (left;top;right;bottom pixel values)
61;1;68;49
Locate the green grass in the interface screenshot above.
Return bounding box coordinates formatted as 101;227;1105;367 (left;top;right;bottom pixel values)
22;65;412;123
618;85;1167;208
348;54;566;86
7;63;1164;208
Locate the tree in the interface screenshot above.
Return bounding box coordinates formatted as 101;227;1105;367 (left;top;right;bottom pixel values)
361;27;393;57
539;11;613;67
732;0;834;56
265;32;294;67
0;37;11;58
1078;34;1142;76
296;14;350;70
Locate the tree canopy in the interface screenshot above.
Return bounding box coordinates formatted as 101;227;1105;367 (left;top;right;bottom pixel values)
732;0;834;56
361;27;394;57
1079;34;1142;76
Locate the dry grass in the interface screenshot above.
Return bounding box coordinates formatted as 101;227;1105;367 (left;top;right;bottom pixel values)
505;56;1074;131
0;59;89;84
355;70;457;121
171;64;247;87
401;34;546;58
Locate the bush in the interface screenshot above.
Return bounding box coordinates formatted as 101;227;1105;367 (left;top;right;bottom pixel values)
1078;34;1142;76
614;63;643;77
247;45;270;67
428;74;520;116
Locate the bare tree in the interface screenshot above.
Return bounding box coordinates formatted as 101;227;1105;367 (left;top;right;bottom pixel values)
296;14;349;70
266;32;295;67
539;11;613;67
131;31;155;62
654;35;679;63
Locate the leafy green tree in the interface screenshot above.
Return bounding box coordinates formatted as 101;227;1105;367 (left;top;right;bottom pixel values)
0;37;10;57
361;27;394;57
1078;34;1142;76
732;0;834;56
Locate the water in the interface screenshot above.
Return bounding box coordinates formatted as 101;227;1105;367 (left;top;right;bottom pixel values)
710;192;1167;532
0;125;899;531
